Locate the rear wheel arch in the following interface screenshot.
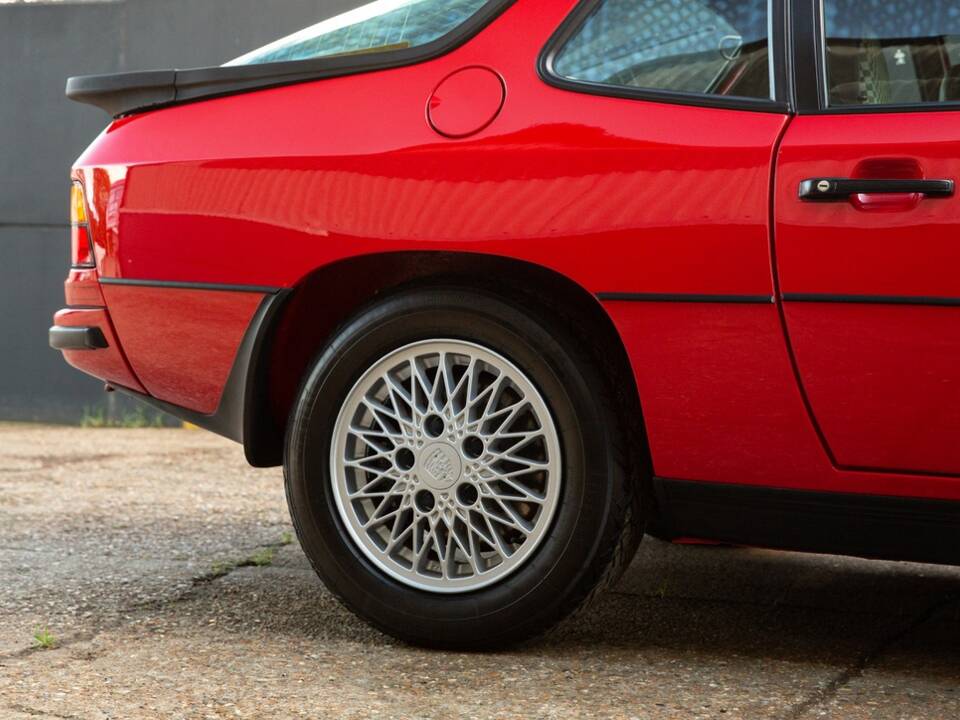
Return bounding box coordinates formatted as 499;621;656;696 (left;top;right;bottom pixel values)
244;252;651;489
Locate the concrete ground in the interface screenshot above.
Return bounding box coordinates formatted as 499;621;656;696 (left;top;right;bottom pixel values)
0;425;957;720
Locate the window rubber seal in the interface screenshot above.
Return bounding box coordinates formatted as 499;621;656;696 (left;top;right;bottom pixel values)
537;0;791;114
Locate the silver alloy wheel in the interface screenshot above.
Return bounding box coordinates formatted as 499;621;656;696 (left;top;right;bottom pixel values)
330;339;562;593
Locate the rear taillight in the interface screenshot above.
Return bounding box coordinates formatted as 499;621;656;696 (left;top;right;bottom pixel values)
70;182;94;268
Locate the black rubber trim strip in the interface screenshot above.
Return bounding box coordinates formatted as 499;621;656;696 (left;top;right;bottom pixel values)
803;101;960;115
653;477;960;566
99;278;283;294
783;293;960;307
598;292;775;304
65;0;516;118
49;326;109;351
113;291;289;444
537;0;791;114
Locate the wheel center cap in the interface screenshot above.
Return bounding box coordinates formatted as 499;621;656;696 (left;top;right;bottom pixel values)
418;442;462;490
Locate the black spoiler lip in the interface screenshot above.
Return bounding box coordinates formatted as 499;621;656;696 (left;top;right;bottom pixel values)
66;70;177;118
65;64;336;118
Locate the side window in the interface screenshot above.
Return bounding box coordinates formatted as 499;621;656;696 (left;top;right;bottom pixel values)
226;0;489;66
824;0;960;107
551;0;772;101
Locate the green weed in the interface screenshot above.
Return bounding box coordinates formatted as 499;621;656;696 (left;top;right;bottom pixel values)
33;627;57;650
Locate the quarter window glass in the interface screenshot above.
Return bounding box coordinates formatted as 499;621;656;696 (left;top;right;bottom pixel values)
824;1;960;106
552;0;771;101
226;0;488;66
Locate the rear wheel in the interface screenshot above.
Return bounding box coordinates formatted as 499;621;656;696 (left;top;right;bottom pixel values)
284;287;640;648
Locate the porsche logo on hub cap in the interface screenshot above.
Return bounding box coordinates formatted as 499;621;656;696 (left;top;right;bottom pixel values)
425;449;453;483
419;443;462;490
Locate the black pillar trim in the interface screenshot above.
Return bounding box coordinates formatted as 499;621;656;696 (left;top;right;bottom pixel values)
789;0;824;113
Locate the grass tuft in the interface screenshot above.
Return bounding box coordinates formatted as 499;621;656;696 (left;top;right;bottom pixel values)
33;627;57;650
81;405;167;429
209;561;237;578
205;539;288;582
248;548;275;567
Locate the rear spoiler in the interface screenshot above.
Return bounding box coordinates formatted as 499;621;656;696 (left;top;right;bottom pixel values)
65;64;337;118
65;0;518;118
66;71;175;118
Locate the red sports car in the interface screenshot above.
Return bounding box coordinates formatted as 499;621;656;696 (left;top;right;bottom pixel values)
54;0;960;647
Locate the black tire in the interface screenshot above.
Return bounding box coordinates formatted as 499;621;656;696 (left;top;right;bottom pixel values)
284;286;640;649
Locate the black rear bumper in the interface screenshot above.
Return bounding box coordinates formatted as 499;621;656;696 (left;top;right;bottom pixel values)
49;326;108;351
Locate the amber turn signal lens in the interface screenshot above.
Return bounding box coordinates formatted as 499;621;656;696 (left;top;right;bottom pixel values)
71;182;87;225
70;182;94;267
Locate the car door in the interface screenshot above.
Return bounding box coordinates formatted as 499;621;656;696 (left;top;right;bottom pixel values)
775;0;960;476
537;0;848;489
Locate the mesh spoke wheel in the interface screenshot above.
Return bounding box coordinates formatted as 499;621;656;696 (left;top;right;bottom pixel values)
330;339;562;593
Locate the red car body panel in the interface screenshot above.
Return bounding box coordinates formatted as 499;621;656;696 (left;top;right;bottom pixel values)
64;267;105;307
54;0;960;521
782;303;960;477
776;113;960;478
101;284;264;414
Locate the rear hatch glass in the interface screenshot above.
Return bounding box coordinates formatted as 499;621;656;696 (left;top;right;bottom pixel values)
226;0;490;66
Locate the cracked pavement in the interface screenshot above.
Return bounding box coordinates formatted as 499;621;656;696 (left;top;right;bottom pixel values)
0;424;958;719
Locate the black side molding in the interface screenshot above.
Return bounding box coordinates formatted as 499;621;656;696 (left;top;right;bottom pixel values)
598;292;774;304
653;477;960;567
98;277;282;294
49;326;108;351
783;293;960;307
65;0;517;118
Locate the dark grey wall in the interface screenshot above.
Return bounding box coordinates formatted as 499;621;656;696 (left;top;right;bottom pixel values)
0;0;358;424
